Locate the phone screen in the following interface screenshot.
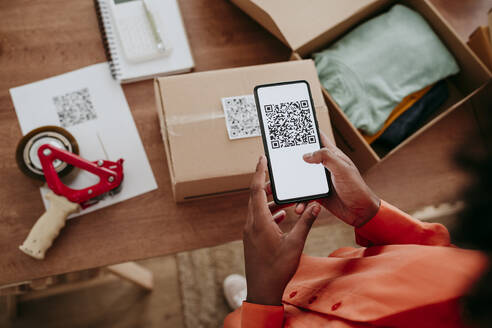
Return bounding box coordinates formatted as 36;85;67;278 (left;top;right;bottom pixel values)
254;81;330;204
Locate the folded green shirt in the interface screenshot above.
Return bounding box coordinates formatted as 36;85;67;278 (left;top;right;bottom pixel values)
313;5;459;136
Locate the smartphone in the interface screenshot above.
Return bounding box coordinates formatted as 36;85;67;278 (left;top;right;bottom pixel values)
254;80;331;204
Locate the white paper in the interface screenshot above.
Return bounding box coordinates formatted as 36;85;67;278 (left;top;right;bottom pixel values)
10;63;158;218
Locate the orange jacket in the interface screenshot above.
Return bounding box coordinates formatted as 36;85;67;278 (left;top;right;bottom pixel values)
224;201;488;328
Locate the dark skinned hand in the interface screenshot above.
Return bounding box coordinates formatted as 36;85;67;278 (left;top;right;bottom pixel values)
297;132;381;227
243;155;321;306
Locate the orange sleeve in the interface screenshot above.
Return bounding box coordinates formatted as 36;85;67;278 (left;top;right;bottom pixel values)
240;302;284;328
354;200;450;247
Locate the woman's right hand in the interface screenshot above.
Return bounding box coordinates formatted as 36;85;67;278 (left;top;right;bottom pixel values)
299;133;380;227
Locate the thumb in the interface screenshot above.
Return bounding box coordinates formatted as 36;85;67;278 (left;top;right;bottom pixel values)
303;141;354;173
303;148;338;171
288;203;321;243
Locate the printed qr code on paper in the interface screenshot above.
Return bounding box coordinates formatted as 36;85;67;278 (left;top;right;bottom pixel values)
221;95;260;140
53;88;97;128
265;100;316;149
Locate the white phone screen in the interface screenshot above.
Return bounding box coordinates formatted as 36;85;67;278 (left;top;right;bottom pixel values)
255;81;330;203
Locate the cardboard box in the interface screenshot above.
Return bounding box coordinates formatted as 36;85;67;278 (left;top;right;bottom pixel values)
154;60;334;202
468;26;492;72
231;0;492;172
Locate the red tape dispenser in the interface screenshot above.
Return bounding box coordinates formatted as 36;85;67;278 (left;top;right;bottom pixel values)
16;126;124;259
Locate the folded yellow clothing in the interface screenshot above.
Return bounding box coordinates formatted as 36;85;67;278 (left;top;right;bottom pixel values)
363;85;433;144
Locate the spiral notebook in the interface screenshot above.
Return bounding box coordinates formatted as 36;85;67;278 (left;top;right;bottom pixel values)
94;0;194;83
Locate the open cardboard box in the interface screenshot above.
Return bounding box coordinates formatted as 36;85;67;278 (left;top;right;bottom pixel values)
231;0;492;172
154;60;334;202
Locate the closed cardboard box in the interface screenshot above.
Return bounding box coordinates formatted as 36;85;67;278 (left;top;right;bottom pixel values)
231;0;491;172
154;60;334;202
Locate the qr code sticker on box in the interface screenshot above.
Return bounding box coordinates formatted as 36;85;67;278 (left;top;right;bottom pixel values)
53;88;97;128
221;95;260;140
265;100;316;149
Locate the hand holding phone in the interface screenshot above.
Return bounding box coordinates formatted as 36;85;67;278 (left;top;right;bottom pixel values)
254;80;331;204
243;156;321;306
254;80;379;225
301;132;380;227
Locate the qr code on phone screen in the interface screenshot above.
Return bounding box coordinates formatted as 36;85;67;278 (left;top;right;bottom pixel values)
265;100;316;149
53;88;97;128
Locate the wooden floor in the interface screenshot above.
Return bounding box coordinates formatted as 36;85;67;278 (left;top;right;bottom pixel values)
0;256;185;328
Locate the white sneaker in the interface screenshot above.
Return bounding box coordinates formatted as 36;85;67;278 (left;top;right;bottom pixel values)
223;274;247;310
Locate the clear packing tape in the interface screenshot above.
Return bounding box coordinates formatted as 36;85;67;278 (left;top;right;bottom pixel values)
163;102;328;138
165;111;225;136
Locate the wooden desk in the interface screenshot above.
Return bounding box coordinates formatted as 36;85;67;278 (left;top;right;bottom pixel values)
0;0;489;285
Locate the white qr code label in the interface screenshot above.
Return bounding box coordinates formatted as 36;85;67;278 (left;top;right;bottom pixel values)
53;88;97;128
221;95;260;140
265;100;316;149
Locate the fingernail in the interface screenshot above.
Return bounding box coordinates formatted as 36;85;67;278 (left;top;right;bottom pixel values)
295;203;302;211
274;215;285;224
274;210;286;223
311;204;321;216
303;152;312;159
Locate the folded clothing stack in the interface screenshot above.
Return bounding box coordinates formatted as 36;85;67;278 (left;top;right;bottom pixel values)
378;80;449;147
314;4;459;147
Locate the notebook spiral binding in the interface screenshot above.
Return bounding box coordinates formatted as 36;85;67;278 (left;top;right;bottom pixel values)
94;0;121;80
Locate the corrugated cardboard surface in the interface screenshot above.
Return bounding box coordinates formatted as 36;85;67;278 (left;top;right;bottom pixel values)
231;0;389;55
468;26;492;72
155;60;334;201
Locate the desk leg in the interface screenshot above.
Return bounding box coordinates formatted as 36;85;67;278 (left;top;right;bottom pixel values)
107;262;154;291
6;295;17;319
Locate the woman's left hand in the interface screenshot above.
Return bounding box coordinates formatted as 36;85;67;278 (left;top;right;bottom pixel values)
243;155;321;306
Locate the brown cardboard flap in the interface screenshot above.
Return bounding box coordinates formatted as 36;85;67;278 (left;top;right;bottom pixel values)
407;0;492;94
230;0;289;46
231;0;386;54
467;26;492;72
